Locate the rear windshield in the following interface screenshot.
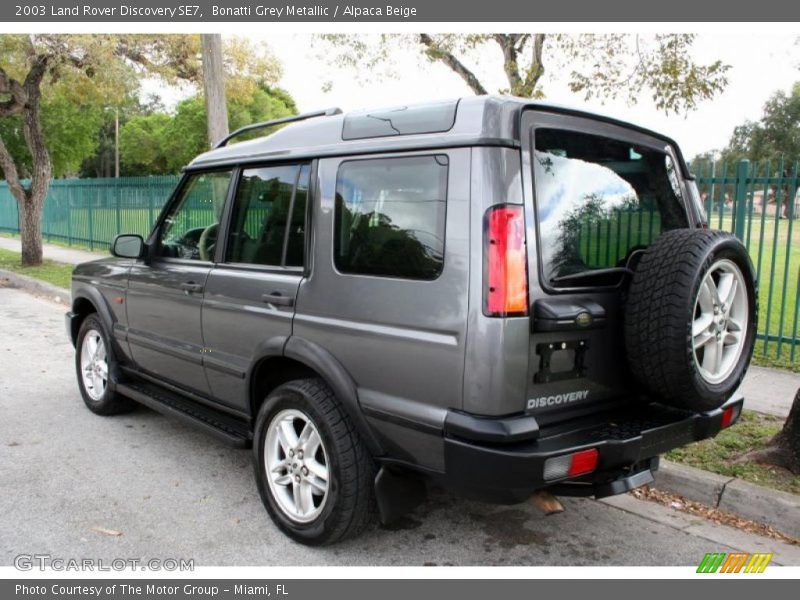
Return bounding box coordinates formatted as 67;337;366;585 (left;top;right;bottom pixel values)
533;128;688;287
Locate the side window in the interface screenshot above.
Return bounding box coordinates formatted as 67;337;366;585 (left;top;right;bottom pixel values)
285;165;311;267
226;164;310;267
158;170;232;261
334;155;448;280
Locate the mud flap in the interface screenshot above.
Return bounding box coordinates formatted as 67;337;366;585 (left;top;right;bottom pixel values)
374;466;427;525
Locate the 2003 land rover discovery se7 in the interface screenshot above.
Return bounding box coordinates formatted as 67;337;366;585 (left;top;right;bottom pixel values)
67;96;757;545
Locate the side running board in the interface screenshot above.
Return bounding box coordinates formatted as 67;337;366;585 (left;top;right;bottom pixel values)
116;382;251;448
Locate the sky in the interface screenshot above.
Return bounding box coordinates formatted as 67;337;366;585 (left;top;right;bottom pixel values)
155;33;799;160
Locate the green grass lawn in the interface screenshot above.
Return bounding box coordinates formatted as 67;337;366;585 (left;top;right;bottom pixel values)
0;247;73;289
0;230;109;256
741;217;800;365
666;410;799;495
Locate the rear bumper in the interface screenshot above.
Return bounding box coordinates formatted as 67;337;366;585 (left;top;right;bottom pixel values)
439;393;743;503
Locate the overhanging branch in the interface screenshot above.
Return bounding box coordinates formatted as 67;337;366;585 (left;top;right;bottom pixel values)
0;134;27;203
419;33;488;96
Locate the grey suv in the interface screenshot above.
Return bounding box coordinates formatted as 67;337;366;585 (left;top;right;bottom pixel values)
67;97;757;545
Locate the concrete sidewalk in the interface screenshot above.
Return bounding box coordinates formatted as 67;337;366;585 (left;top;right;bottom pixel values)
739;365;798;418
0;235;106;264
1;234;797;417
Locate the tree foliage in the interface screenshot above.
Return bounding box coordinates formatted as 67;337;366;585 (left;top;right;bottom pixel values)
120;85;297;175
0;35;138;179
0;34;284;179
0;34;143;264
0;33;283;265
0;88;107;178
316;33;730;115
719;82;800;165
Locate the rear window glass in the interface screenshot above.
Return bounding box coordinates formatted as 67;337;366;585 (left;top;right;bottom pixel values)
533;128;688;287
334;155;448;280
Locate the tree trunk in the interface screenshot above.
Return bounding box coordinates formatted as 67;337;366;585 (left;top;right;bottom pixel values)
0;116;49;267
770;389;800;473
738;388;800;474
201;34;229;148
0;54;52;267
19;198;44;267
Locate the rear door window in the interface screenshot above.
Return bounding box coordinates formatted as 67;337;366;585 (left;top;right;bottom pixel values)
226;164;310;267
532;128;688;287
334;155;448;280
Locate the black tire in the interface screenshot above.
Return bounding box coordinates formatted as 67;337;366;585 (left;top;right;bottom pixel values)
75;314;135;415
624;229;757;411
253;378;375;545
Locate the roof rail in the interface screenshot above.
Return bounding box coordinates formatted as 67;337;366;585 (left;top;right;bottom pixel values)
214;107;343;149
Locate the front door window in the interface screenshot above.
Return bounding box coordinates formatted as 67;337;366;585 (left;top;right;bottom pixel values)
158;170;233;261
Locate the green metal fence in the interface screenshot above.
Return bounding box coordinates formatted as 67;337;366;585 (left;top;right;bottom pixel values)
571;159;799;364
693;159;800;364
1;163;798;363
0;176;180;251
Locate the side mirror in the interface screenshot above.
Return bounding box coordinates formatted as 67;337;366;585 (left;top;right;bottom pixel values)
111;234;145;259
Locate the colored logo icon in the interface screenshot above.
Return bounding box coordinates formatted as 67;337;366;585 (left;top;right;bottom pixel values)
697;552;773;573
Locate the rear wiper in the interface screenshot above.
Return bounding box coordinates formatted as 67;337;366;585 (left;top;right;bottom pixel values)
551;267;633;286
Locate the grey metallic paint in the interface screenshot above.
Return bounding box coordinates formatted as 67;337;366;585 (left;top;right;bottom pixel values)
68;96;706;480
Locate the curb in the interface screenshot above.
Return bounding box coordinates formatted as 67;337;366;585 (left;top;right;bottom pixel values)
0;268;71;304
652;460;800;539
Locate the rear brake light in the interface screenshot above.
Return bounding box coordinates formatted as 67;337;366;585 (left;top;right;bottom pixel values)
543;448;599;481
721;404;740;428
484;205;529;316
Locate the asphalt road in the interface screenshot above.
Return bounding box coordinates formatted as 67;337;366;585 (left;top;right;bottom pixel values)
1;285;797;567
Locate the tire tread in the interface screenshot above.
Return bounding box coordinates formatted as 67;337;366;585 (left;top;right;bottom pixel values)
624;229;756;410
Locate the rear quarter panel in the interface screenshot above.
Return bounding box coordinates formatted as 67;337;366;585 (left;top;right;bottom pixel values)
462;146;531;416
292;148;471;471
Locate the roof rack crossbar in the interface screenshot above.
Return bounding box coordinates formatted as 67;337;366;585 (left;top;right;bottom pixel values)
214;107;343;149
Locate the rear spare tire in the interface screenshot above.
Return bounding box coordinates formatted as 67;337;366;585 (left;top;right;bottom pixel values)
624;229;756;411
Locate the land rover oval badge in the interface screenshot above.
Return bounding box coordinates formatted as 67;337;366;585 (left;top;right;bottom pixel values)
575;311;592;327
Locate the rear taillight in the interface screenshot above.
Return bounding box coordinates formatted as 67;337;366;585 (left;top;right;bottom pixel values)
721;404;741;428
543;448;599;481
484;204;529;317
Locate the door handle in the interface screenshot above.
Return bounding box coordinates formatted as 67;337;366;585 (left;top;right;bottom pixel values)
180;281;204;294
261;292;295;307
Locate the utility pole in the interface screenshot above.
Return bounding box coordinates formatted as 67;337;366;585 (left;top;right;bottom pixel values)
201;34;229;149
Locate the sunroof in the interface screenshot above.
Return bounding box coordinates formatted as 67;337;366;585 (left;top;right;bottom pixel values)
342;100;458;140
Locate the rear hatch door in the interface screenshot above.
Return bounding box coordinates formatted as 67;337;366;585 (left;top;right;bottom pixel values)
520;109;694;423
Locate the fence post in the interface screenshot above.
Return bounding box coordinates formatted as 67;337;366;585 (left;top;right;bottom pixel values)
734;160;750;241
67;186;73;246
87;198;94;251
44;190;51;243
